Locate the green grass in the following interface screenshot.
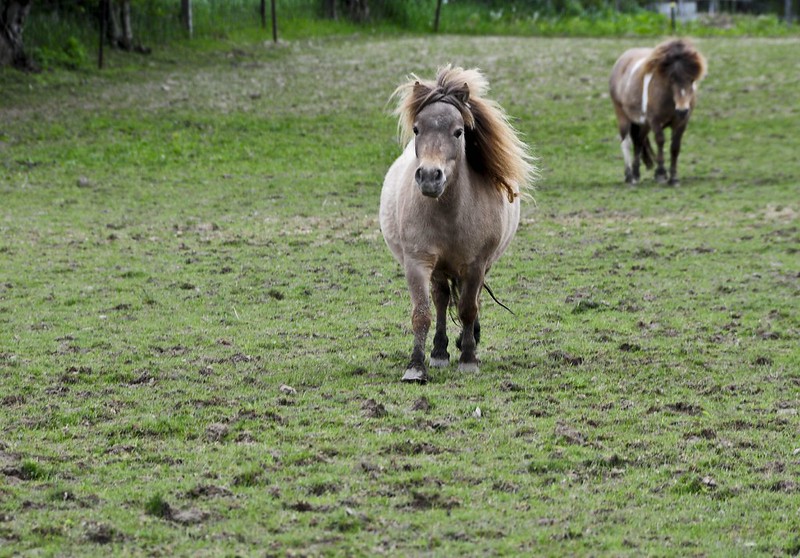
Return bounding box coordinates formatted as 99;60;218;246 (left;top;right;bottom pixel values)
1;34;799;556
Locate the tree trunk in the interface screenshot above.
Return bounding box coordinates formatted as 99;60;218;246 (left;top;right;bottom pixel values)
0;0;37;70
433;0;442;32
342;0;369;22
323;0;337;19
105;0;150;54
181;0;193;38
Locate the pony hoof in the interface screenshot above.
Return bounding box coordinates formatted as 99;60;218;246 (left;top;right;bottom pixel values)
655;173;668;185
458;361;479;373
429;357;449;368
624;171;636;185
668;177;680;186
402;368;428;383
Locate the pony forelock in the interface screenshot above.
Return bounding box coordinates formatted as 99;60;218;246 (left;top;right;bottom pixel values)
391;65;536;202
642;39;707;83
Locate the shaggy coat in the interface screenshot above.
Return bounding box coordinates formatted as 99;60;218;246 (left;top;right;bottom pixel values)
380;65;535;382
610;39;707;185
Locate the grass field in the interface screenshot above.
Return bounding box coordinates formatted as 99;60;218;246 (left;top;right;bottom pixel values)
1;34;798;556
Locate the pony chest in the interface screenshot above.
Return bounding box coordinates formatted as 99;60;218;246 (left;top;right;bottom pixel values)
399;203;502;264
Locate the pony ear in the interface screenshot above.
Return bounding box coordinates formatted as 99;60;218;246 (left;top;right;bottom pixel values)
453;82;470;104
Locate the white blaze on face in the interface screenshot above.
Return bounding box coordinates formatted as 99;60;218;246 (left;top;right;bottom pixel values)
675;87;693;111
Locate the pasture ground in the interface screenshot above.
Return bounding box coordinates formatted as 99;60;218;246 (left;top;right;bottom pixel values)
1;35;798;556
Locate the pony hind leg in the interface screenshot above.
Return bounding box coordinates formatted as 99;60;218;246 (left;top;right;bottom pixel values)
429;278;451;368
455;315;481;349
615;110;636;184
652;124;668;184
456;267;484;373
629;123;649;183
621;135;636;184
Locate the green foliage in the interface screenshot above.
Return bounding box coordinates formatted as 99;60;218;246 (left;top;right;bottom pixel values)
19;460;50;481
19;0;800;71
144;494;172;518
34;36;88;69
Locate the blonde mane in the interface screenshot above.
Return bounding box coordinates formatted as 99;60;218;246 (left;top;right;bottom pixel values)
642;39;707;83
392;65;536;203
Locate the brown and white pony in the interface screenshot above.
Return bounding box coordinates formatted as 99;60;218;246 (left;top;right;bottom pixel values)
610;39;707;185
379;65;535;383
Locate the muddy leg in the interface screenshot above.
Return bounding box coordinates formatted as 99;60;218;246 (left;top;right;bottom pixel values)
457;267;484;373
402;263;432;383
669;125;686;186
430;278;450;368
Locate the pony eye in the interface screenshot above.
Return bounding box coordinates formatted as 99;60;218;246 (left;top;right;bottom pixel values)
454;129;463;138
412;126;419;135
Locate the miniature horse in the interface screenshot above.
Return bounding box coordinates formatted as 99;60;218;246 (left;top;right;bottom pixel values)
379;66;535;383
610;39;707;185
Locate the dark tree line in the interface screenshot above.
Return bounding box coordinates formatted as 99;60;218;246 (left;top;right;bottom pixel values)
1;0;797;71
1;0;151;71
0;0;34;69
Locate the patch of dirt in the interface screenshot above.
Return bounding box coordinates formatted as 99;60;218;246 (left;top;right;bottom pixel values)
186;484;233;499
127;370;154;386
572;299;602;314
171;508;210;525
308;481;340;496
83;521;119;544
548;350;584;366
492;480;520;493
359;461;384;475
664;402;703;416
410;396;431;412
204;423;229;442
285;501;325;513
383;441;443;456
769;480;798;493
362;399;387;418
499;380;523;392
555;422;586;446
405;490;461;510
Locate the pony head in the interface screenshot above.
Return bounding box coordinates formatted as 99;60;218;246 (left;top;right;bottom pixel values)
643;39;707;118
392;65;535;202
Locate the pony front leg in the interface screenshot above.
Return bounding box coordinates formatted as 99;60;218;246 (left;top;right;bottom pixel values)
402;264;433;383
457;267;484;373
430;278;450;368
668;125;686;186
653;125;668;183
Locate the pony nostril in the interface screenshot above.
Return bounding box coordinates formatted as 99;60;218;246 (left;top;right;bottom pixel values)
415;168;423;183
433;169;442;182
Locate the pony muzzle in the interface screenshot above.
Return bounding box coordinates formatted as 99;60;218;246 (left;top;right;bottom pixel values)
414;166;446;198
